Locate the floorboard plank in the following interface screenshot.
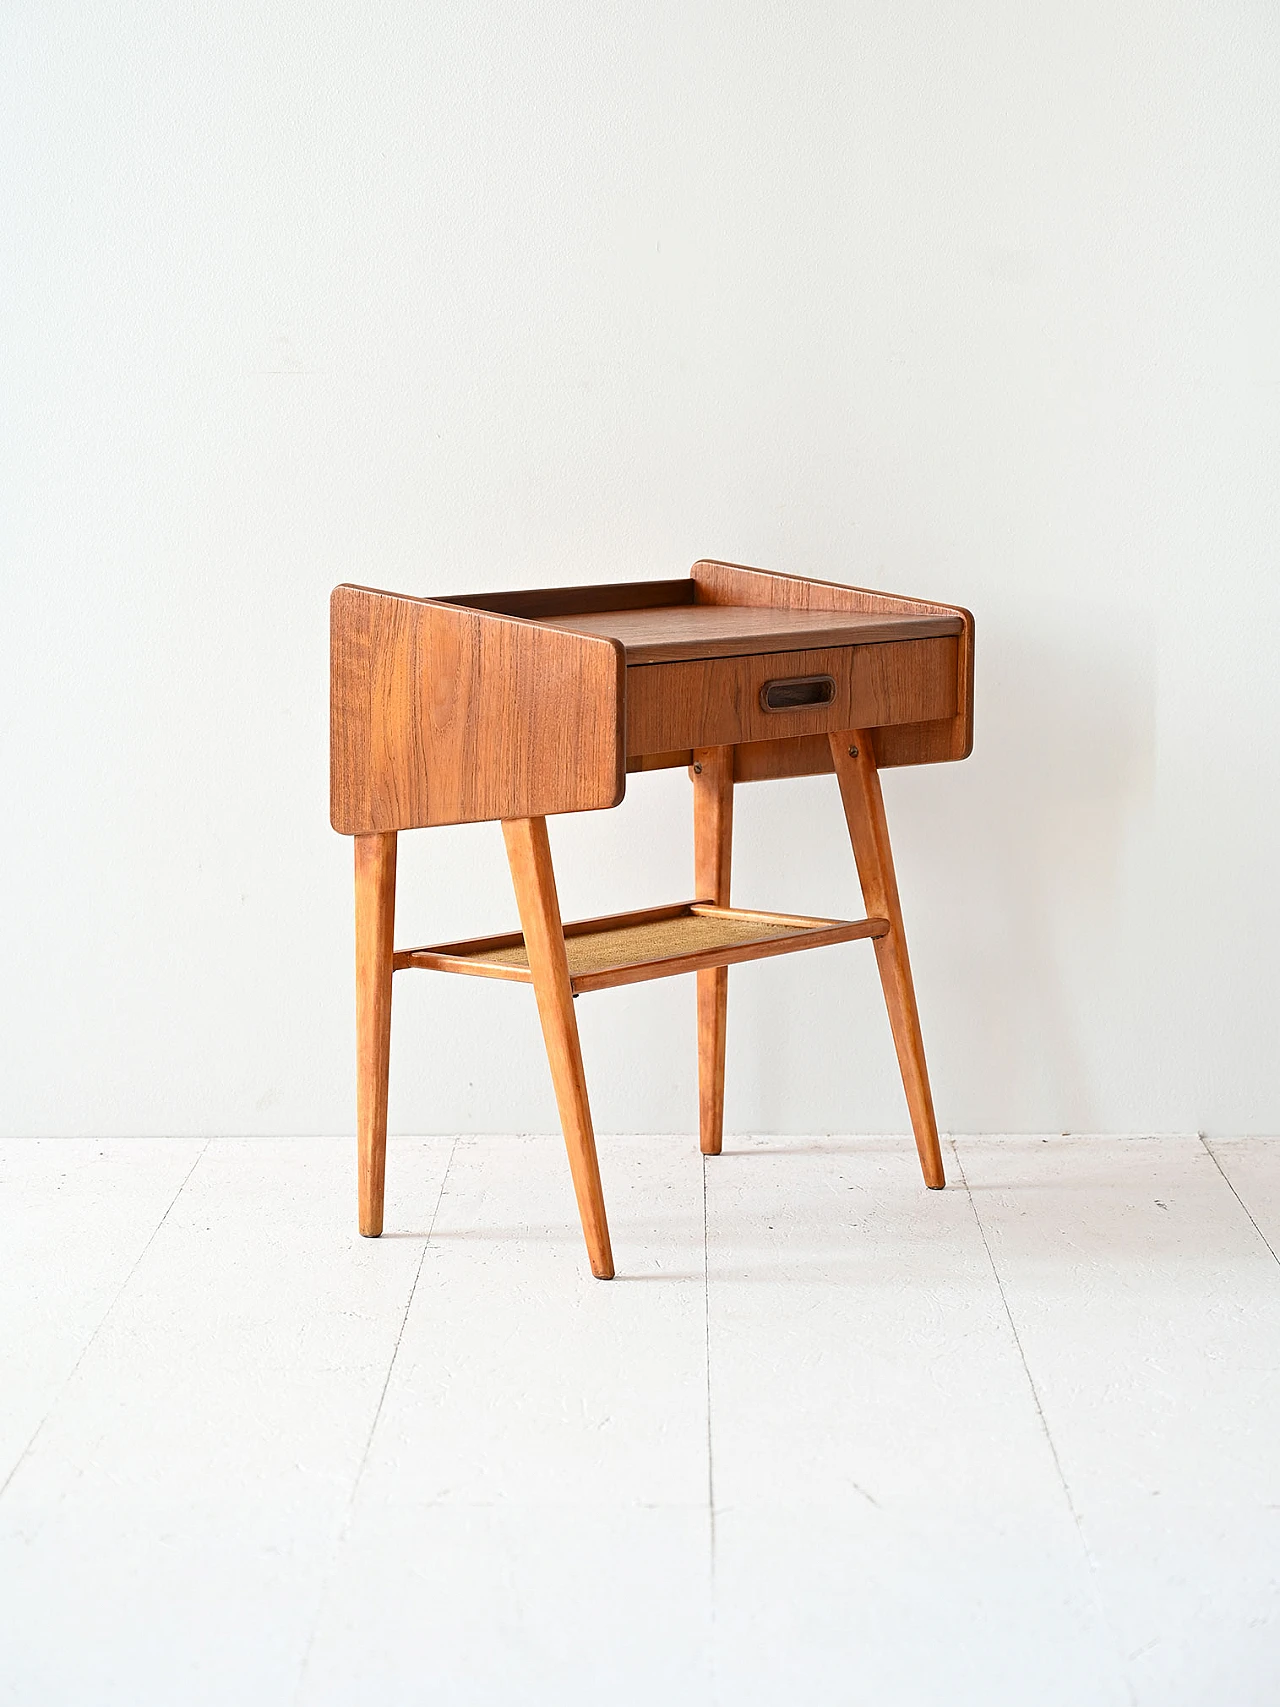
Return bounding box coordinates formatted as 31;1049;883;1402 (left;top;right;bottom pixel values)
6;1134;1278;1706
705;1135;1125;1706
959;1134;1280;1707
298;1134;710;1706
0;1138;206;1490
0;1137;454;1707
1204;1135;1280;1263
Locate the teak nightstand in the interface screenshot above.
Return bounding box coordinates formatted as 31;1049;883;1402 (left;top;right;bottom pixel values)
330;559;974;1277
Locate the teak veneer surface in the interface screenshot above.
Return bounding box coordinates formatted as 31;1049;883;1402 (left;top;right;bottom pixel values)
691;560;974;769
540;603;961;664
435;578;695;619
331;585;624;835
626;638;959;756
331;564;973;832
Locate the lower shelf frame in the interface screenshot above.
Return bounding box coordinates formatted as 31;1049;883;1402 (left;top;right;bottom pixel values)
392;900;889;996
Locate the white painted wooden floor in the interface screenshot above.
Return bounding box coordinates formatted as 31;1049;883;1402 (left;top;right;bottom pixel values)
2;1134;1278;1705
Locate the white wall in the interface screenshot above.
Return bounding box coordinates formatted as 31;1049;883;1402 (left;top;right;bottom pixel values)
4;2;1278;1139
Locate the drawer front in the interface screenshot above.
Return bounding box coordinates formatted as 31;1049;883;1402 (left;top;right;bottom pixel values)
626;636;958;757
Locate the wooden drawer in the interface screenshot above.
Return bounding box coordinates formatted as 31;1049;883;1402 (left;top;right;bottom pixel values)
626;636;959;758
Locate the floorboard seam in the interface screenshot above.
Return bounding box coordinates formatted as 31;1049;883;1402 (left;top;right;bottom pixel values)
702;1154;716;1560
292;1135;459;1706
949;1139;1136;1706
702;1151;720;1707
0;1136;210;1507
1200;1135;1280;1268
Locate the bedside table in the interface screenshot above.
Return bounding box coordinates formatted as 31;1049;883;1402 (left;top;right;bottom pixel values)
331;558;974;1277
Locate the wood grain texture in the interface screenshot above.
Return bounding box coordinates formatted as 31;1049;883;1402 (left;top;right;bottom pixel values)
502;817;614;1278
693;747;734;1157
829;732;945;1190
626;638;958;758
434;578;696;619
692;559;973;770
627;749;695;774
354;832;397;1237
543;603;960;663
331;585;625;835
733;734;834;784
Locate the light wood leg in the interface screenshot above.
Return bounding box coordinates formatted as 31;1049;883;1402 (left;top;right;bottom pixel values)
693;746;734;1156
829;732;945;1189
502;816;614;1279
355;831;397;1235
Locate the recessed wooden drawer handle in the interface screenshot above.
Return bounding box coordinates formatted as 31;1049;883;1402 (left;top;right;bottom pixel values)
759;674;836;712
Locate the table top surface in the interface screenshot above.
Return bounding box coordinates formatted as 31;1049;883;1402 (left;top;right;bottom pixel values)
538;602;964;664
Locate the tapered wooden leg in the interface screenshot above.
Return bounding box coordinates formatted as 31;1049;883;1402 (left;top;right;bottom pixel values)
355;831;397;1235
829;732;945;1189
502;816;614;1278
692;746;734;1155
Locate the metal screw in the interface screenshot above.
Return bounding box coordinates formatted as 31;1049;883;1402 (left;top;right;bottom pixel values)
693;762;702;773
848;745;858;757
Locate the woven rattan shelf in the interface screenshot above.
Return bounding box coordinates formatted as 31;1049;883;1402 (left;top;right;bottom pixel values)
394;901;888;995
